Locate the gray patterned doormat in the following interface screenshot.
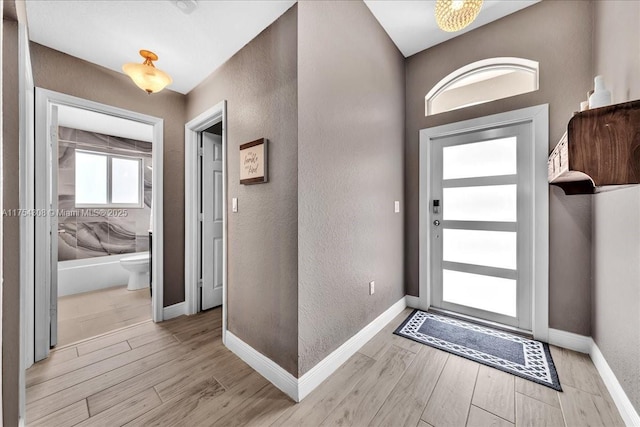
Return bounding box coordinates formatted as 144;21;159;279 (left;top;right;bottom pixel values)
394;310;561;391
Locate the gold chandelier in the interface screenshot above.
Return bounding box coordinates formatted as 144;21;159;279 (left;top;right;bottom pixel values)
122;50;173;94
435;0;484;32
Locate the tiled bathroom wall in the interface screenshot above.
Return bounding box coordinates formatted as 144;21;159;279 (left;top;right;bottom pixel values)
57;126;153;261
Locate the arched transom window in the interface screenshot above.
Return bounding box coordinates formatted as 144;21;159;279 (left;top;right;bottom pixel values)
425;57;539;116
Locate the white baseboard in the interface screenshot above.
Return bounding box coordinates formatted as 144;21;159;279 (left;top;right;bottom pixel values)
405;295;420;309
225;331;299;401
224;296;408;402
163;302;186;320
224;309;640;426
590;342;640;427
298;297;407;400
549;328;640;426
548;328;592;354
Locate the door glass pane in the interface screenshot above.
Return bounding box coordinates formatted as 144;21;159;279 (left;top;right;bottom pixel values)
112;158;140;204
443;269;516;317
75;151;107;205
443;137;516;180
443;185;516;222
443;229;516;270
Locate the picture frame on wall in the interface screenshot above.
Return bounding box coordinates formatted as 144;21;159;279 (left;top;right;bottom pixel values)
240;138;268;184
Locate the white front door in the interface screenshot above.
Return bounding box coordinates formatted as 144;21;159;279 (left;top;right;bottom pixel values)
429;122;532;330
201;132;223;310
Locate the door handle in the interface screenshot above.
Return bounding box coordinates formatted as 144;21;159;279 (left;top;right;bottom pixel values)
433;199;440;214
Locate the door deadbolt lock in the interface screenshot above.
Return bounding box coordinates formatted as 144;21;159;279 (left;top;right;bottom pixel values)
433;220;440;226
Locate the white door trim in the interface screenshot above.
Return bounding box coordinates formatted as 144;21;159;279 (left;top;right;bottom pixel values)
18;22;35;426
419;104;549;341
184;101;227;343
32;88;164;362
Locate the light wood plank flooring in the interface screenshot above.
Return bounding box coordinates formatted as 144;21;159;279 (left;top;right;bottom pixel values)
58;285;151;346
26;307;625;426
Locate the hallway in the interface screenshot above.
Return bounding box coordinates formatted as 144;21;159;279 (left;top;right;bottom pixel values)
26;308;624;426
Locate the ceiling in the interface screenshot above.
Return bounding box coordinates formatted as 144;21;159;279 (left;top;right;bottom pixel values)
364;0;539;57
25;0;539;95
25;0;296;94
58;105;153;142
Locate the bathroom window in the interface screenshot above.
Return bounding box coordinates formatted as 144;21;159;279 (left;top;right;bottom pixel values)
425;57;539;116
75;150;143;208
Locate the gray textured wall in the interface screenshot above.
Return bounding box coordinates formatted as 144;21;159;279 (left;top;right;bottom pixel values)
2;13;20;427
592;188;640;413
297;1;405;376
591;0;640;413
29;43;187;306
549;186;592;333
186;5;299;376
592;1;640;105
404;0;594;335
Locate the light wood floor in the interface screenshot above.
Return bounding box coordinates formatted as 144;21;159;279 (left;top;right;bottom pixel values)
58;285;151;346
26;307;624;426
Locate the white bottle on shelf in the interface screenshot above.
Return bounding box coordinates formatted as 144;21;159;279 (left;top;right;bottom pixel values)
589;75;612;109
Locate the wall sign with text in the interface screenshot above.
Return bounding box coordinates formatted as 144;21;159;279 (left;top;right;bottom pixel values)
239;138;268;184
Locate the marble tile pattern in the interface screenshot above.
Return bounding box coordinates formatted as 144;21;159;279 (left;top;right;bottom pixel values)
57;126;152;261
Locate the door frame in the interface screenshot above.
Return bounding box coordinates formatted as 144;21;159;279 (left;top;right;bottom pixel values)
32;88;164;362
18;23;35;425
418;104;549;341
184;101;227;343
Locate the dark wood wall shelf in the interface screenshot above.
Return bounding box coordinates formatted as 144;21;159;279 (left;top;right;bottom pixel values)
548;100;640;195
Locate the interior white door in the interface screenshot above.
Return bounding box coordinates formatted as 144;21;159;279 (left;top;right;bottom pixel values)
36;100;59;359
201;132;223;310
430;123;532;330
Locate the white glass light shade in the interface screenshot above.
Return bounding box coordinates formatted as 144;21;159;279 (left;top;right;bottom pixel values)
123;50;172;94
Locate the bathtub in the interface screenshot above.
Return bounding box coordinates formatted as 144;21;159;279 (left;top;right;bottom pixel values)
58;253;143;297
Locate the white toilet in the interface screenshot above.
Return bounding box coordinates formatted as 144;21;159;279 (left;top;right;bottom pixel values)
120;252;150;291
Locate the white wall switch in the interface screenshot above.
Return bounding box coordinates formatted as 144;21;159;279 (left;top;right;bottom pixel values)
232;198;238;213
369;281;375;295
394;201;400;213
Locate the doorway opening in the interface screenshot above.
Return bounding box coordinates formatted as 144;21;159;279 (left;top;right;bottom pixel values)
30;88;164;363
419;105;549;340
184;101;228;341
55;105;154;346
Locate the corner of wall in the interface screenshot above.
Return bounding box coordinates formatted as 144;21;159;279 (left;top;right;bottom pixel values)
186;4;299;377
297;0;405;376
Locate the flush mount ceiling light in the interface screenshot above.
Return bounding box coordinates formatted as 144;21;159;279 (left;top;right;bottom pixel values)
435;0;483;32
122;50;173;94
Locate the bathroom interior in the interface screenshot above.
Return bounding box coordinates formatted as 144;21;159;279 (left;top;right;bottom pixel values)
56;106;154;346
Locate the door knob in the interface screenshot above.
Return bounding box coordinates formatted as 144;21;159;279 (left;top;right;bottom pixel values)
433;220;440;226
